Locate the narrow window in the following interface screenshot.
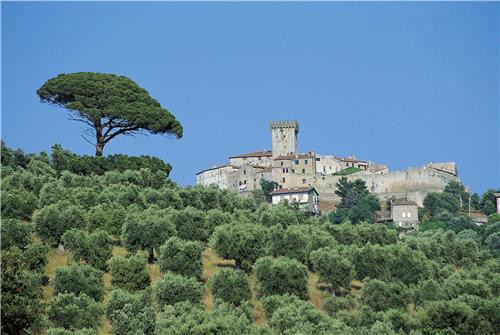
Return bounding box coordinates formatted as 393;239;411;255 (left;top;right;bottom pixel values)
305;160;308;164
402;212;406;218
302;168;305;173
281;162;284;166
408;212;411;218
282;177;285;183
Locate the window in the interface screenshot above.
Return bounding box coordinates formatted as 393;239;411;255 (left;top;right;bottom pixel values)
283;169;286;173
280;162;284;166
244;180;246;184
243;170;246;175
402;212;406;218
282;177;286;183
302;168;305;173
254;178;256;182
294;160;299;165
407;212;411;218
316;158;320;161
304;160;308;164
302;179;306;184
291;169;295;173
239;181;242;186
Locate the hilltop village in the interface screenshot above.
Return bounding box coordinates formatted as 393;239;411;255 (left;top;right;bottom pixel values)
196;120;460;212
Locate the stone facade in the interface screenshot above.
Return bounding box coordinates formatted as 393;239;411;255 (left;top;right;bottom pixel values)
270;121;299;158
391;200;419;227
196;120;461;211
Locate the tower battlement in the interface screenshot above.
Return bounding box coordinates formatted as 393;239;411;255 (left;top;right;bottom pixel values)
269;120;300;132
270;120;299;158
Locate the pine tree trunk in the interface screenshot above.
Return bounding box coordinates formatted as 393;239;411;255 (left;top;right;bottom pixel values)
95;123;104;157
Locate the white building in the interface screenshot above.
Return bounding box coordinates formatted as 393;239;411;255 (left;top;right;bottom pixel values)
270;186;319;213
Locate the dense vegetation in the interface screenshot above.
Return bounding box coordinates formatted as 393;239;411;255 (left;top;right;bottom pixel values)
1;142;499;335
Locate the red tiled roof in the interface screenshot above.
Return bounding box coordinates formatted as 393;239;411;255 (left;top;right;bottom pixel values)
274;153;313;160
229;150;272;159
270;186;318;195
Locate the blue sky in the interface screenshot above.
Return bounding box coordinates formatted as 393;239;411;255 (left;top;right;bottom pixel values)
2;2;498;194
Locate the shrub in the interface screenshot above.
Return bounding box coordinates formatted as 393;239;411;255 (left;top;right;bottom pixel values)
1;219;32;250
33;201;86;246
48;293;104;330
1;188;38;220
52;264;104;302
253;256;308;299
108;255;150;292
210;268;251;306
154;273;204;308
158;237;203;279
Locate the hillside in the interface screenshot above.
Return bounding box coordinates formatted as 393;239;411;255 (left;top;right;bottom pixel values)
1;143;499;335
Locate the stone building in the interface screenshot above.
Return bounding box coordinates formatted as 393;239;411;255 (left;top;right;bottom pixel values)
195;120;461;211
495;193;500;214
270;187;319;214
391;200;419;227
270;121;299;158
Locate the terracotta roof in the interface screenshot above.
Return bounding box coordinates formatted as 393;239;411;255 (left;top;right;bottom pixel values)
196;164;237;175
274;153;313;160
338;157;368;164
392;200;418;206
229;150;272;159
270;186;318;195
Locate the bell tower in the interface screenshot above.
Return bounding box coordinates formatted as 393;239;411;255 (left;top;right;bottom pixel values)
270;120;299;158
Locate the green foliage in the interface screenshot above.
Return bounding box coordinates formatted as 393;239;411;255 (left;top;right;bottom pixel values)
1;219;32;250
24;241;50;273
33;200;87;246
62;229;113;271
169;206;208;242
123;207;176;262
254;256;308;299
153;273;204;308
259;204;301;227
158;237;203;279
108;255;151;292
362;279;410;312
1;247;45;334
52;264;104;302
423;192;460;217
211;223;268;271
47;328;97;335
261;294;351;334
331;177;380;223
204;208;232;237
1;188;38;220
48;293;104;330
51;143;173;176
260;179;278;202
479;189;499;215
332;166;361;176
38;73;183;156
210;268;251;306
155;301;265;335
106;289;155;335
323;295;357;315
418;298;474;334
267;224;310;264
310;247;355;293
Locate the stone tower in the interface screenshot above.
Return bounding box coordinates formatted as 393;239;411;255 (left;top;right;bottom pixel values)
270;120;299;158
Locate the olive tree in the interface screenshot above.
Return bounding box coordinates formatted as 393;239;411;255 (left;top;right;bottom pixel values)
52;264;104;302
153;273;204;308
210;268;251;306
253;256;308;299
210;223;268;271
158;237;203;279
108;255;150;292
310;247;355;295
